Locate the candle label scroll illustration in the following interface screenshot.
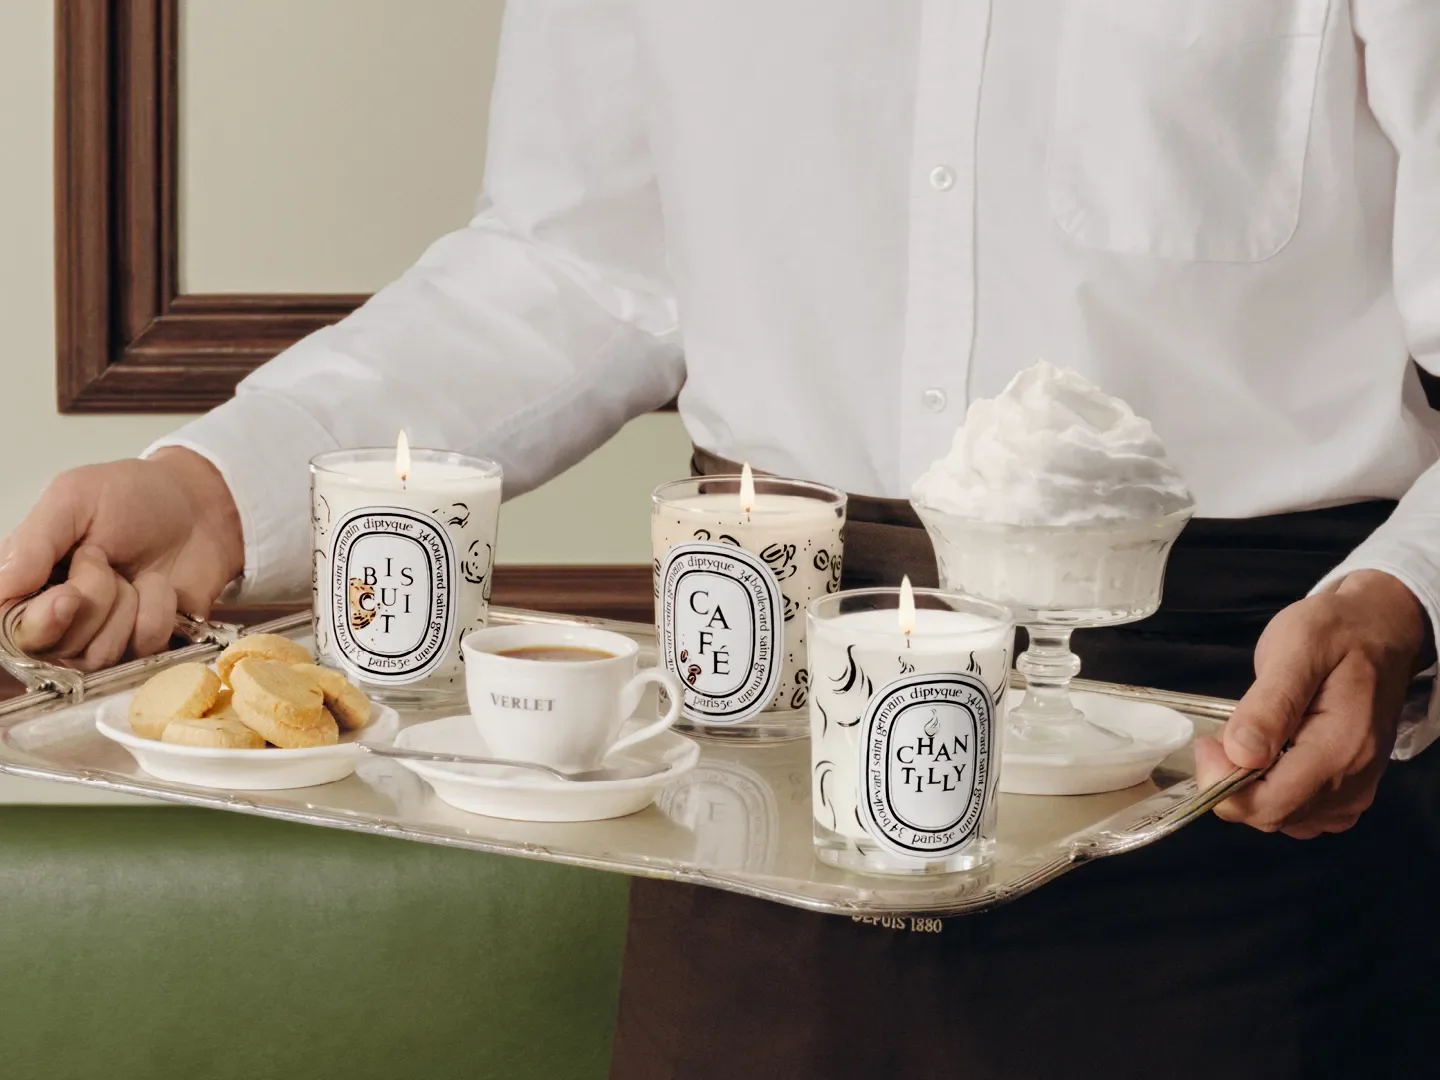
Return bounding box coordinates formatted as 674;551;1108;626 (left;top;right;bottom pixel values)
857;672;993;859
660;542;784;724
329;506;457;685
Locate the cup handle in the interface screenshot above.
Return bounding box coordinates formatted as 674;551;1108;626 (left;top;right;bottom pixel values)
608;667;685;758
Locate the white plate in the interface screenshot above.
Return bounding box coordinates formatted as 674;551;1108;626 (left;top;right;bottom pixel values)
1000;689;1194;796
96;694;399;791
393;714;700;822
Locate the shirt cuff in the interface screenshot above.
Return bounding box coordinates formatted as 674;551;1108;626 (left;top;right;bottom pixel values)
144;389;338;605
1312;551;1440;761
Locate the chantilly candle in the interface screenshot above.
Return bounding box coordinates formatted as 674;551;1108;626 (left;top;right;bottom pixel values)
652;467;846;741
807;580;1013;875
310;434;502;706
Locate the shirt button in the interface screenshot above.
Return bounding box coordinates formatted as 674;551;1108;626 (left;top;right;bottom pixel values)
929;165;955;191
922;388;948;413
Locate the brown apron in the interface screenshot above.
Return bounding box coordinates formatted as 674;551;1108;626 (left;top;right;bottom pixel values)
610;449;1440;1079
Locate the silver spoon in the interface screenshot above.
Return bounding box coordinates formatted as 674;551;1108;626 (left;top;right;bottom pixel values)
358;743;663;783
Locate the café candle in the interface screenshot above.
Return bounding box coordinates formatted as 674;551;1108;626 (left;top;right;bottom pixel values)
652;468;846;741
310;435;502;706
808;582;1013;875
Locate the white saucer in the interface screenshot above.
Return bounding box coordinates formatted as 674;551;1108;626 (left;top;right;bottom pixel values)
392;715;700;822
999;689;1194;796
96;695;399;791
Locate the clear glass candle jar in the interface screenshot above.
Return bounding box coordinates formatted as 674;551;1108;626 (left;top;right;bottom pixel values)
310;447;502;708
808;587;1013;875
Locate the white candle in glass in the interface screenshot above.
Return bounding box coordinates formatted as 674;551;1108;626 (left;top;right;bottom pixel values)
310;435;502;706
652;467;846;741
808;581;1013;875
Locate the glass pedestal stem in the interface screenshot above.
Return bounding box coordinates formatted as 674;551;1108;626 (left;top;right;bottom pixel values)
1014;625;1083;734
1011;625;1132;748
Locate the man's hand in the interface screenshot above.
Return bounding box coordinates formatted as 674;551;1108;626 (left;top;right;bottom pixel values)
0;449;244;670
1195;570;1431;839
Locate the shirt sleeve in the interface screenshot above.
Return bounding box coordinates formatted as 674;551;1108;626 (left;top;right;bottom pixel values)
1313;1;1440;759
148;0;683;603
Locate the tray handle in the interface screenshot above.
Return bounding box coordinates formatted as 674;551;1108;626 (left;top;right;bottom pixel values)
1152;764;1262;835
0;596;245;704
1089;764;1261;855
0;601;84;699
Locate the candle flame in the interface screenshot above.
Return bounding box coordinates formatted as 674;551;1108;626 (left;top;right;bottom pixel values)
898;575;916;636
395;429;411;483
740;462;756;514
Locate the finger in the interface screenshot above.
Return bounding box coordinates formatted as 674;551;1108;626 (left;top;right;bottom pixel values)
1281;805;1361;839
1223;640;1332;770
1211;739;1333;831
1196;733;1276;826
1195;734;1253;823
11;585;84;653
46;547;119;659
131;572;177;658
1193;734;1237;790
1282;813;1358;841
0;472;91;604
172;567;219;622
78;577;138;671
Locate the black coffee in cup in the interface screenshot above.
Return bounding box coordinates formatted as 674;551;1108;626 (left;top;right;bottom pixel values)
496;646;617;663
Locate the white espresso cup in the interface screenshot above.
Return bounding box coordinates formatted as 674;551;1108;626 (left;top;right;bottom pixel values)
461;625;684;772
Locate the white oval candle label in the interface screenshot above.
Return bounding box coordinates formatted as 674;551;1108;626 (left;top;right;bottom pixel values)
660;542;783;724
858;672;993;859
329;506;457;685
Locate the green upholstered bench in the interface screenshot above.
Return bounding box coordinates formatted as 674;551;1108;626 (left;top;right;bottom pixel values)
0;806;630;1080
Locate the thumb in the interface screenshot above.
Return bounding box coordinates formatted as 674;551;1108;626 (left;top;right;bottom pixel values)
0;476;90;605
1224;630;1331;770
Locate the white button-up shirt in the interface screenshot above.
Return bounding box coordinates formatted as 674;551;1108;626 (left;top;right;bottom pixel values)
156;0;1440;756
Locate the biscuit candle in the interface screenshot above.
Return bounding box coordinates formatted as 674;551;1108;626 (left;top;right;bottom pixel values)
652;468;846;741
310;436;502;706
807;582;1013;876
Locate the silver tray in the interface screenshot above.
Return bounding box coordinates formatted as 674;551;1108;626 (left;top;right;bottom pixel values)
0;604;1252;916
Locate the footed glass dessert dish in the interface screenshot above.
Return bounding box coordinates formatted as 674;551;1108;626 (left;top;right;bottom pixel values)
915;505;1194;794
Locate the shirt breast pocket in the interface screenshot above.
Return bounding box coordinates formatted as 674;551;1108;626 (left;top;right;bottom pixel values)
1047;0;1330;263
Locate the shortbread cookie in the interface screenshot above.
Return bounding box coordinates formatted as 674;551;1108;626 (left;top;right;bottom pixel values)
128;663;223;740
230;658;324;725
292;664;372;732
215;634;313;684
236;704;339;750
204;687;235;717
161;716;265;750
230;658;335;749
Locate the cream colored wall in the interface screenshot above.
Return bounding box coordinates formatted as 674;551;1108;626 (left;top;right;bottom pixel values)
0;0;687;802
178;0;497;294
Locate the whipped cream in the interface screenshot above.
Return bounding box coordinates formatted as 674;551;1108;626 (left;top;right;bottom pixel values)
911;361;1193;525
